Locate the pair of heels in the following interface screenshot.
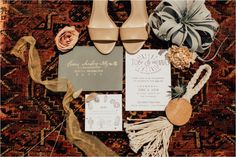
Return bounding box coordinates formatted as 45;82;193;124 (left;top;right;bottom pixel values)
88;0;148;54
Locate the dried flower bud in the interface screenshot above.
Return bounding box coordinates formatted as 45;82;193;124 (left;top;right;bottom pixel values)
55;26;79;53
166;45;197;69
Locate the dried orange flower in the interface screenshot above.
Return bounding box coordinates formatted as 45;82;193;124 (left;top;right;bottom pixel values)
166;45;197;69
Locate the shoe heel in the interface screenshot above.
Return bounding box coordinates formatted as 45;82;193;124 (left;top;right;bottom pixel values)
120;0;148;54
88;0;119;54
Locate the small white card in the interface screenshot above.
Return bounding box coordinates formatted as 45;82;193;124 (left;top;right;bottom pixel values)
85;94;122;131
125;49;171;111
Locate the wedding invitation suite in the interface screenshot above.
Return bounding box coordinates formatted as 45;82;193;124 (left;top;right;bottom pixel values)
85;94;122;131
58;46;123;91
125;49;171;111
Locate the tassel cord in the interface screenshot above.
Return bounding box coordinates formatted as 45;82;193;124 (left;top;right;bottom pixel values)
183;64;212;101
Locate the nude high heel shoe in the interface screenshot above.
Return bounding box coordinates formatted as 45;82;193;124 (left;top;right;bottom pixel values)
120;0;148;54
88;0;119;54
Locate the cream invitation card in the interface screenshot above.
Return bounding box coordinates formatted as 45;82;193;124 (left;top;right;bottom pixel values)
85;94;122;131
125;49;171;111
59;46;123;91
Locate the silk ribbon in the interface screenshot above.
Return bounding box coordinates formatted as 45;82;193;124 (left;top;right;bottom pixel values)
11;36;117;156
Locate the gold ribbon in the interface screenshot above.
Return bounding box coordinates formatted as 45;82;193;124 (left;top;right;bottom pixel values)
11;36;117;156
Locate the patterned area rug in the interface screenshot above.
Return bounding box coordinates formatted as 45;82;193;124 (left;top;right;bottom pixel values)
1;0;235;156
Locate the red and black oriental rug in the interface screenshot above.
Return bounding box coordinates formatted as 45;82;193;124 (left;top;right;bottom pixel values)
0;0;235;156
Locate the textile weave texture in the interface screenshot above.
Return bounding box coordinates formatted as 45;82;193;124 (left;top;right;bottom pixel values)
1;0;235;156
